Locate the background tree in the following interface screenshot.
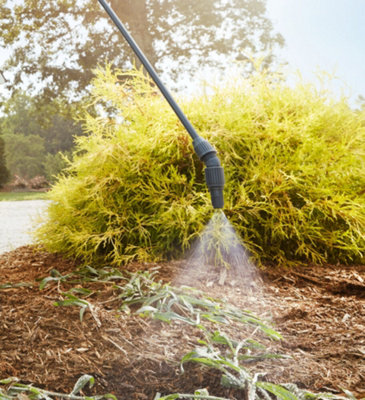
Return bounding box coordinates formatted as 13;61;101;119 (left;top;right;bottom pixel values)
2;133;45;179
0;0;284;102
1;93;43;137
43;151;70;183
0;136;10;187
0;93;82;180
0;0;283;183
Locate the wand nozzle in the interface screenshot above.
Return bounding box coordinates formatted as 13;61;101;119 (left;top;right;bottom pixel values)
193;137;225;209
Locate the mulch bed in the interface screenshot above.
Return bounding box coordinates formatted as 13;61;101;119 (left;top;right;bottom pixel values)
0;246;364;399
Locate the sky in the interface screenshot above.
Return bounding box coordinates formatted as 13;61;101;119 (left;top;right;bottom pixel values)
265;0;365;105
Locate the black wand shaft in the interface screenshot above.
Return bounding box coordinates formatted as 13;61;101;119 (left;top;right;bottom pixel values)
97;0;225;209
98;0;199;140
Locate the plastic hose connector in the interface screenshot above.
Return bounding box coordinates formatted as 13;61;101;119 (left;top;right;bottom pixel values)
193;137;225;209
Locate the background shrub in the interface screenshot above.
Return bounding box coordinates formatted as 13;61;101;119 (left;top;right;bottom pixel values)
3;133;45;179
36;67;365;266
43;151;71;184
0;136;10;187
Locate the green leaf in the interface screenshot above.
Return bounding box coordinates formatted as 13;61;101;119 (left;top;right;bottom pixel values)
201;314;228;324
153;394;180;400
0;282;33;289
210;331;236;350
221;374;244;389
0;378;19;385
70;374;95;395
39;277;55;290
341;389;358;400
79;306;87;322
70;287;93;296
137;305;158;314
0;392;13;400
101;394;118;400
194;389;210;396
238;353;288;362
257;382;298;400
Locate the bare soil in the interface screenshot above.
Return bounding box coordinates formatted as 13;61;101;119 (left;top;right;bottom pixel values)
0;246;364;399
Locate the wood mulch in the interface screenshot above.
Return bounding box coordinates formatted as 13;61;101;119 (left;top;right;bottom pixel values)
0;246;364;399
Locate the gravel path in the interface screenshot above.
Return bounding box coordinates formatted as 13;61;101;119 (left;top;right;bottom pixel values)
0;200;50;254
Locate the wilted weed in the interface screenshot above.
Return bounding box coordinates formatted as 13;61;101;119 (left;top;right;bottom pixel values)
48;265;279;340
54;291;96;323
27;267;364;400
0;375;115;400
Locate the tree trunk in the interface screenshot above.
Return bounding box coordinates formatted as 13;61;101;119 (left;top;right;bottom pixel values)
111;0;157;69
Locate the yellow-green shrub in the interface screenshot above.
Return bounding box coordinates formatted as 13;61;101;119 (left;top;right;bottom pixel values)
36;67;365;266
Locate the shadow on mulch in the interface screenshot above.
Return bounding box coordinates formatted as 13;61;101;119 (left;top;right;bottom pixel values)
0;246;364;399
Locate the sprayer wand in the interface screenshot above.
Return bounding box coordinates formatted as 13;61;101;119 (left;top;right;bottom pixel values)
97;0;225;209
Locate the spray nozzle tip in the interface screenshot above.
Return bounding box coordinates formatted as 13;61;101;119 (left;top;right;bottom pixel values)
205;166;225;209
210;188;224;209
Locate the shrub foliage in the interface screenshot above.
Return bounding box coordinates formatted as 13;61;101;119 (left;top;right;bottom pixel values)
37;67;365;266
